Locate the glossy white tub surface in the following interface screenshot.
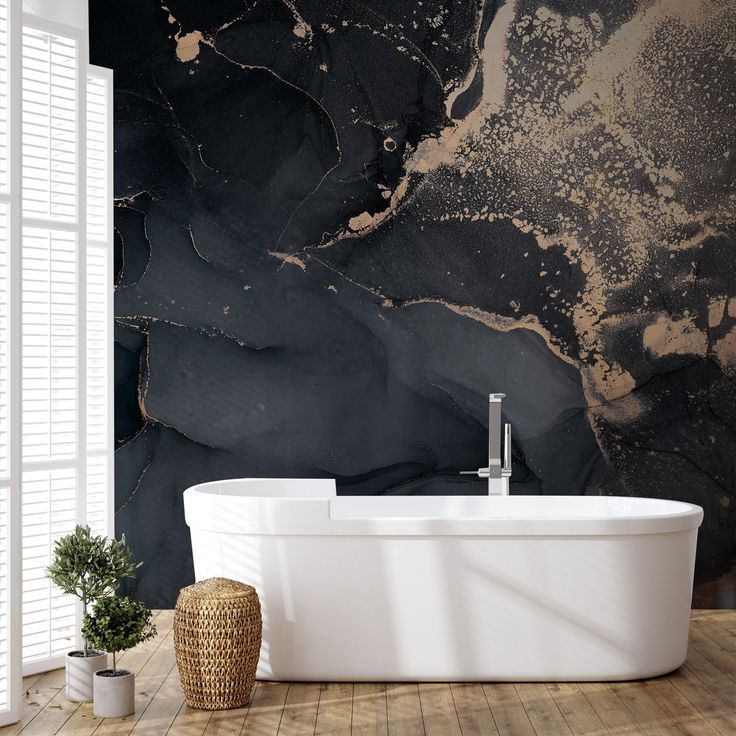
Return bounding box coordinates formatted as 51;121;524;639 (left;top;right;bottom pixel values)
184;478;703;682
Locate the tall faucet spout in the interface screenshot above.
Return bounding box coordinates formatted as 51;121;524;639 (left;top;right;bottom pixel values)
459;392;512;495
488;393;505;481
488;393;510;496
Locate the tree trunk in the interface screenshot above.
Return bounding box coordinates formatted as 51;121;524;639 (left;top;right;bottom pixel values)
82;597;88;657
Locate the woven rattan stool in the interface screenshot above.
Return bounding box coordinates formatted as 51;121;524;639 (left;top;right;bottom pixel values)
174;577;262;710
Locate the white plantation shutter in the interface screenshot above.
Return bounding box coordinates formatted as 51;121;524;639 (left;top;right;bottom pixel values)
16;17;113;684
20;225;79;671
85;72;108;242
0;0;8;193
0;200;14;722
0;0;19;726
21;467;77;662
0;207;8;479
0;7;113;718
0;483;10;720
19;20;81;676
21;26;76;223
21;227;77;464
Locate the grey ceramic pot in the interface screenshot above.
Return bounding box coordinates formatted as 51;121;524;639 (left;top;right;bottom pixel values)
65;651;108;702
92;669;135;717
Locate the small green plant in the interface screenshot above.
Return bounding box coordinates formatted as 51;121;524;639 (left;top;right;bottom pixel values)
82;596;157;676
46;525;140;656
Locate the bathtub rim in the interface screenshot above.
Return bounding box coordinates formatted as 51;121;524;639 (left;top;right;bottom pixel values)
183;478;704;537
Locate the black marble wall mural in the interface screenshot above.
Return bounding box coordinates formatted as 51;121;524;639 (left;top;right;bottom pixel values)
89;0;736;609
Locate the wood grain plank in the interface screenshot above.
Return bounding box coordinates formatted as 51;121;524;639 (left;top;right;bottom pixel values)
689;626;736;683
91;629;178;736
611;681;683;736
385;684;423;736
351;683;387;736
14;688;81;736
22;675;43;693
449;684;498;736
576;682;641;736
689;611;736;624
201;683;254;736
35;668;67;690
277;683;321;736
680;645;736;712
691;620;736;653
128;660;186;735
545;683;608;736
643;678;720;736
482;684;535;736
0;675;58;736
165;701;213;735
515;683;571;736
240;682;289;736
669;665;736;736
314;683;352;736
722;613;736;636
53;702;100;736
417;684;461;736
1;675;66;735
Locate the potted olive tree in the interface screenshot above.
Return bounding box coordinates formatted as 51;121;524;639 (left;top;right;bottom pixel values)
83;595;157;718
46;525;139;701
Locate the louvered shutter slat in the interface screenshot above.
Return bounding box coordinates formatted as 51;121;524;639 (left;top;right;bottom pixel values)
21;228;77;465
0;0;7;196
20;469;77;667
0;206;8;481
86;76;107;242
21;27;77;223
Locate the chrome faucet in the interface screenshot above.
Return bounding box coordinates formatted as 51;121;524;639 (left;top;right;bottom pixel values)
460;392;512;495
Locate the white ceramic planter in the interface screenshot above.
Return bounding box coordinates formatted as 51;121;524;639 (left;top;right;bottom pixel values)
93;669;135;718
65;651;108;702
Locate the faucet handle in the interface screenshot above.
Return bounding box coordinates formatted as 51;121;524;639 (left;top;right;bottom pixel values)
460;467;490;478
502;423;512;477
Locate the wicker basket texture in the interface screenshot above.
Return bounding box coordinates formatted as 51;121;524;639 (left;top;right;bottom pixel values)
174;577;262;710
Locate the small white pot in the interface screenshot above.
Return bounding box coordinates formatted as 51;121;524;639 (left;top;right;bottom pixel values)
65;651;108;702
93;669;135;718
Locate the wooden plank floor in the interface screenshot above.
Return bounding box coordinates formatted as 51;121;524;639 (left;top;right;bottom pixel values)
4;610;736;736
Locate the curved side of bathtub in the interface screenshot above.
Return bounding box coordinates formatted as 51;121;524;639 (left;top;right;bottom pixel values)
183;480;703;682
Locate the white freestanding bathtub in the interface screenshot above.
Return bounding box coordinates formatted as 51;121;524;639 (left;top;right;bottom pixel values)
184;478;703;682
